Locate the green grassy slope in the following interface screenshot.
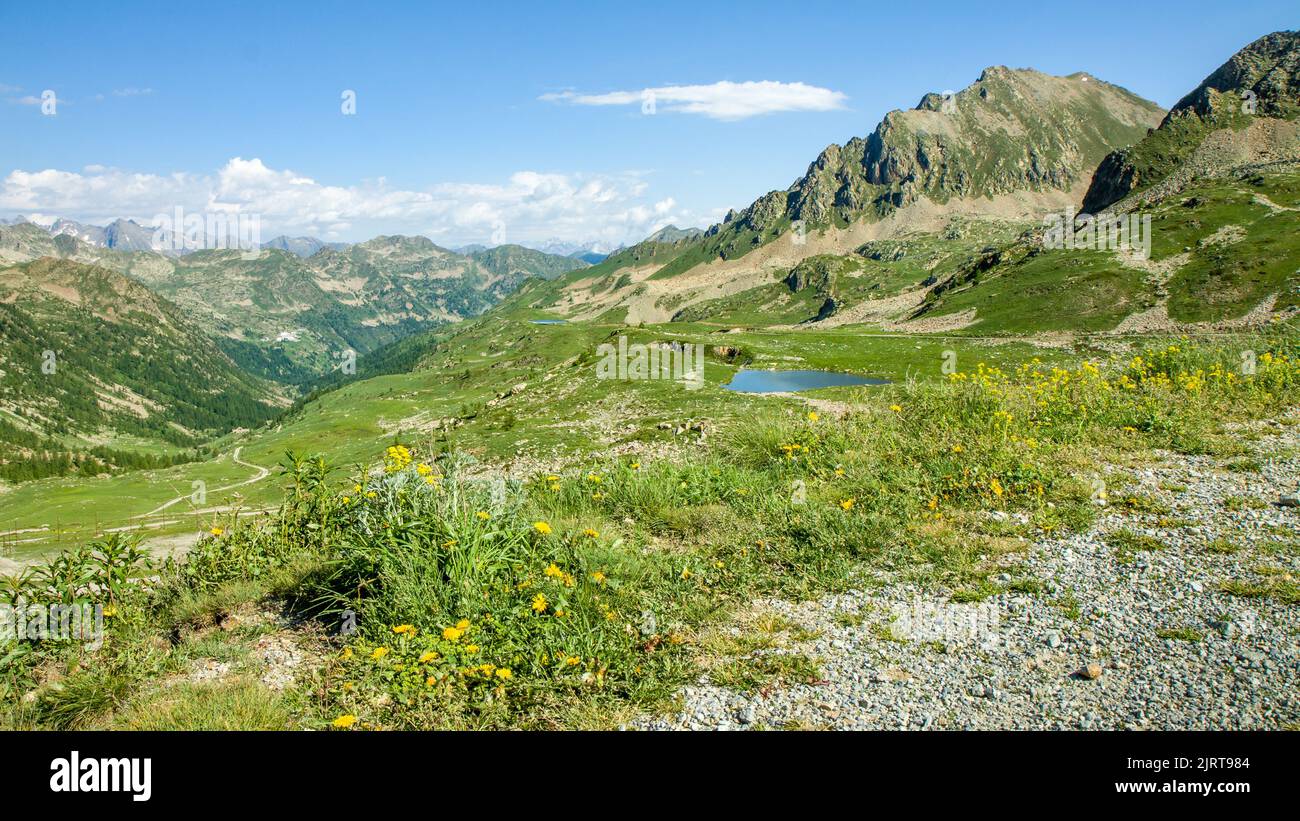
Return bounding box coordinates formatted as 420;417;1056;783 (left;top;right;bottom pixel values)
915;169;1300;332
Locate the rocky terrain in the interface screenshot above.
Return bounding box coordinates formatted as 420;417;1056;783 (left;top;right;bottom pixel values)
635;418;1300;731
1084;30;1300;213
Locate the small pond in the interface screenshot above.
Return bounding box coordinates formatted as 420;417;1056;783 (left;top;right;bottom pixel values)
528;319;568;325
723;369;889;393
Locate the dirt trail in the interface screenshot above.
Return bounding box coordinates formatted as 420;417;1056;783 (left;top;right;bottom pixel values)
136;446;271;519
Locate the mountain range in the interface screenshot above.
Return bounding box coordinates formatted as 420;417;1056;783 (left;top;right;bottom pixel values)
1;29;1297;486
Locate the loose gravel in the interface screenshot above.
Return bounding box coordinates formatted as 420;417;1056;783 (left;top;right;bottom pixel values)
634;419;1300;730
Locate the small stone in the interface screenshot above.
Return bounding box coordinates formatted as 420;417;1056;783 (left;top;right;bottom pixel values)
1212;620;1236;639
1080;663;1103;680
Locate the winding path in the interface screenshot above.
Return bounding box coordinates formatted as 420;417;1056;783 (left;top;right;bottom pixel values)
135;446;271;519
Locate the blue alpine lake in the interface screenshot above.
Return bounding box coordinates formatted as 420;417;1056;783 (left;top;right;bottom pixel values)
723;369;889;393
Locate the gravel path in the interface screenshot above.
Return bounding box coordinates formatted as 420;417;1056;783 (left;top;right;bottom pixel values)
635;419;1300;731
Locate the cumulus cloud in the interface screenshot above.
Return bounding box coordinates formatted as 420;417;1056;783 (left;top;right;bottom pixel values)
0;158;706;247
541;80;847;121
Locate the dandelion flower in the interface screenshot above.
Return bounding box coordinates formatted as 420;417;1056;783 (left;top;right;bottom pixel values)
890;404;902;413
332;715;357;729
531;593;548;613
209;527;224;537
533;521;553;535
839;498;855;511
495;667;512;680
442;626;464;641
592;571;607;584
583;528;599;538
808;411;819;422
630;462;641;471
990;478;1004;497
418;651;438;663
392;624;416;635
370;647;389;660
476;510;491;520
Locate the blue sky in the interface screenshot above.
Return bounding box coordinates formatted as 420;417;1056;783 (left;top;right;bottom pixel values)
1;0;1294;248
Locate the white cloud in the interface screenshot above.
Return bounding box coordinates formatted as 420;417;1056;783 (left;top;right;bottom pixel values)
542;80;847;121
111;87;154;97
0;158;708;247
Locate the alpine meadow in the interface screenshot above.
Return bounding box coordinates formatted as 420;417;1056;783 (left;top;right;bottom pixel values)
1;3;1298;765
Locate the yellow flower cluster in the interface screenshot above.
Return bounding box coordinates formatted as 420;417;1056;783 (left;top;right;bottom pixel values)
384;444;413;473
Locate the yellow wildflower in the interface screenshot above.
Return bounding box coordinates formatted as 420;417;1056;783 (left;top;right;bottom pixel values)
531;593;548;613
332;715;357;729
442;626;464;641
533;521;553;535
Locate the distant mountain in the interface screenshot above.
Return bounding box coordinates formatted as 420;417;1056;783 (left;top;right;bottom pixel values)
535;238;619;259
0;257;280;464
1084;30;1300;213
517;65;1165;323
45;217;161;253
642;225;704;244
0;223;584;384
914;31;1300;334
468;243;589;281
48;218;107;245
259;235;350;257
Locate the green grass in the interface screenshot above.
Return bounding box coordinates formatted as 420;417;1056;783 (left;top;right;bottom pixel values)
3;326;1297;730
1109;528;1167;562
1156;627;1204;643
103;679;294;731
